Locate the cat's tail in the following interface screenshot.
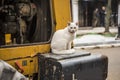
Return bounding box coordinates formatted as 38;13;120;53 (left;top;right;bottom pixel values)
52;49;75;55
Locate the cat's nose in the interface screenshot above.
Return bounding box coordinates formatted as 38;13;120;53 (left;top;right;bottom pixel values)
71;30;75;33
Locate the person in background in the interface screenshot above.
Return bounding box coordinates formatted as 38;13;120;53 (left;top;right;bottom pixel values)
100;6;106;27
93;8;100;27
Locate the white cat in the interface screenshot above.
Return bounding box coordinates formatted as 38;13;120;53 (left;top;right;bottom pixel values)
51;22;78;54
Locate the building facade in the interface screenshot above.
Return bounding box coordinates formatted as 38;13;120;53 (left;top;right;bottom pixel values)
71;0;119;27
118;1;120;25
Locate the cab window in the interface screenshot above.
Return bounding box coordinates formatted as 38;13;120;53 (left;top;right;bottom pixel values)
0;0;53;46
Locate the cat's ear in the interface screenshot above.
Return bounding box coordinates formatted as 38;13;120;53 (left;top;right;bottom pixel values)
67;22;71;26
76;22;79;26
75;22;79;30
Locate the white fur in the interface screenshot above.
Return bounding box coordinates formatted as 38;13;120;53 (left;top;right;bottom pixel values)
0;60;27;80
51;22;78;54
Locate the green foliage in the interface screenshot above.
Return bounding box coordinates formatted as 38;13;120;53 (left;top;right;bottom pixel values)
102;33;116;37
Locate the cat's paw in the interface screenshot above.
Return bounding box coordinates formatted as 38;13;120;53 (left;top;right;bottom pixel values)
64;49;75;54
52;49;75;55
69;48;75;53
70;49;75;53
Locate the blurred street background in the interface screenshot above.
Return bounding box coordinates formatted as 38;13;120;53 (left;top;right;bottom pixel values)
74;27;120;80
84;47;120;80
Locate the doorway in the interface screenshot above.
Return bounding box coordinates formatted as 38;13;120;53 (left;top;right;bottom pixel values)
78;0;107;27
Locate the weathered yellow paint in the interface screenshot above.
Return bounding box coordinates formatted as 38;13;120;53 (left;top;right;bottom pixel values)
0;44;50;60
53;0;71;30
7;56;38;75
0;44;49;75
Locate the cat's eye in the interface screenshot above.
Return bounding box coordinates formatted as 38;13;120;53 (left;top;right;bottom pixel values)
74;27;76;29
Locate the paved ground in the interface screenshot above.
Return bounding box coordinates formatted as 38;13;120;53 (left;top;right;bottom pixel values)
74;27;120;49
82;47;120;80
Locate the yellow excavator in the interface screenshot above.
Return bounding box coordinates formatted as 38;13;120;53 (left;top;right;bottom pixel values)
0;0;108;80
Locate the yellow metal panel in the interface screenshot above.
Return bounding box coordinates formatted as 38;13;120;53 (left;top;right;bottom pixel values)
0;43;48;75
0;44;50;60
53;0;71;30
5;34;12;45
7;56;38;75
